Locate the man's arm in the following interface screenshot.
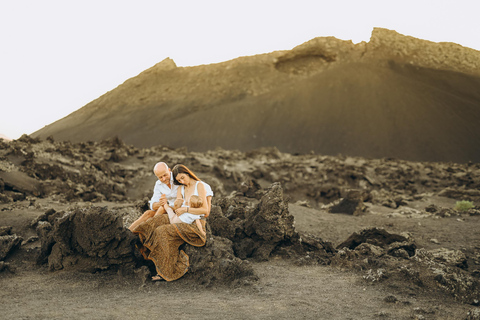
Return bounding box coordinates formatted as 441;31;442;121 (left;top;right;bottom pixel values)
149;181;162;210
149;181;168;210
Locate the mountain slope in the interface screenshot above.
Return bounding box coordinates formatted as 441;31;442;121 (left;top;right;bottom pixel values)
33;29;480;163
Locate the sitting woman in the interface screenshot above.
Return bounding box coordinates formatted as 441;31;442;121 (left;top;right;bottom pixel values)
131;164;211;281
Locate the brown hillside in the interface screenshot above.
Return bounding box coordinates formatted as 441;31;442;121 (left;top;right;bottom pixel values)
33;28;480;163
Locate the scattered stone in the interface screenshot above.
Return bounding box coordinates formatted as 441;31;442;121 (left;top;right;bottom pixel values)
337;227;414;253
36;221;54;264
363;268;387;282
355;243;385;257
425;204;439;213
0;171;42;197
294;200;311;208
329;190;368;215
429;248;468;268
0;234;23;260
438;188;480;202
21;236;39;245
465;308;480;320
0;261;12;273
184;236;258;286
133;265;151;285
383;295;398;303
238;179;262;198
0;226;13;236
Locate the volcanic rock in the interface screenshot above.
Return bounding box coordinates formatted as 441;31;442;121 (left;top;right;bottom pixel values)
337;228;414;253
208;183;335;265
240;183;298;260
466;308;480;320
329;190;368;215
36;206;137;272
439;187;480;202
0;230;22;261
184;235;258;286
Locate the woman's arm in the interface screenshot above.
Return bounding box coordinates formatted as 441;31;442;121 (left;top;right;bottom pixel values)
174;187;187;216
175;182;209;216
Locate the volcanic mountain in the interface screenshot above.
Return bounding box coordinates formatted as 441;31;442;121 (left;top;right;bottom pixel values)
33;28;480;163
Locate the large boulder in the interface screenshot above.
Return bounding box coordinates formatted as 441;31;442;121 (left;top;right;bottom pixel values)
36;206;137;272
210;183;334;264
184;235;258;286
36;205;259;285
233;183;298;260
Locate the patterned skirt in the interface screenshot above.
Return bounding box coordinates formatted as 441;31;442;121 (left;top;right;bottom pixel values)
131;211;206;281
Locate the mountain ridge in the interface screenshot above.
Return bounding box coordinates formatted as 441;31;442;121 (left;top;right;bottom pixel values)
33;28;480;163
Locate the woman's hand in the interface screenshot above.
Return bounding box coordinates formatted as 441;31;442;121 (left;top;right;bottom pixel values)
175;207;187;216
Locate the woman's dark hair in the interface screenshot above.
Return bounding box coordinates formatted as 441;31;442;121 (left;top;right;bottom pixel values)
172;164;200;185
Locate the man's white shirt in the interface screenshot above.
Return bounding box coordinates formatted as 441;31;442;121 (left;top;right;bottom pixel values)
149;173;214;210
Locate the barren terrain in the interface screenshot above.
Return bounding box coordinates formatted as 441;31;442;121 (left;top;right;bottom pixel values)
1;136;479;319
33;28;480;163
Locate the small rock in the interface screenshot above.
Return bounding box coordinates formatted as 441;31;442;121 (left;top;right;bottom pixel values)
21;236;39;245
134;266;151;285
384;295;398;303
294;200;311;208
465;308;480;320
0;226;12;236
0;234;23;260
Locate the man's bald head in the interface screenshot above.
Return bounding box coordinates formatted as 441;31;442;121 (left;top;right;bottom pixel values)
154;162;171;185
154;162;168;173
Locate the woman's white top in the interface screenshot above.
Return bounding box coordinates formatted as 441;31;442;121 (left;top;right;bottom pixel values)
179;181;205;224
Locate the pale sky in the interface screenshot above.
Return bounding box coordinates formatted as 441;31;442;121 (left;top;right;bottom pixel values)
1;0;479;140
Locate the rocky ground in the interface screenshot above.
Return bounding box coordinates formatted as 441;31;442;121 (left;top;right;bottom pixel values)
1;135;480;319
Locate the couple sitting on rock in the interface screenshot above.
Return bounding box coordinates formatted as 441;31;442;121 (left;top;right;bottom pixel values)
128;162;213;281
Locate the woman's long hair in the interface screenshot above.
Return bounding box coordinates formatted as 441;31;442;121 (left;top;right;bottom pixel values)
172;164;200;185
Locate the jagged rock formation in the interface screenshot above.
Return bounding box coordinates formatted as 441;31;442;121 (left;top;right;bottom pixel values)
2;136;480;303
32;28;480;163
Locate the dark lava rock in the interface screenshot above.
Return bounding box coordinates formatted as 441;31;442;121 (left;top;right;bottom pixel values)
0;171;42;197
184;235;258;286
439;187;480;202
329;190;368;215
384;295;398;303
35;205;258;285
241;182;298;260
210;183;333;264
36;206;137;272
238;179;262;198
35;221;54;264
337;227;415;256
0;233;23;261
466;308;480;320
0;226;13;236
0;261;13;273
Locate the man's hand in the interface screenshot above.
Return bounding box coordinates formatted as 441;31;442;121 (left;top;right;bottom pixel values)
152;202;161;211
175;207;187;217
152;195;168;210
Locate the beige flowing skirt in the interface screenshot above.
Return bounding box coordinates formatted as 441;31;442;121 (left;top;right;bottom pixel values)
132;211;206;281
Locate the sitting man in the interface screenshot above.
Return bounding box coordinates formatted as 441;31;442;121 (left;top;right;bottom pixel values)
128;162;213;231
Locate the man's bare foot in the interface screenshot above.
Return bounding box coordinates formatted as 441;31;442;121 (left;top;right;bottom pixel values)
152;275;164;281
